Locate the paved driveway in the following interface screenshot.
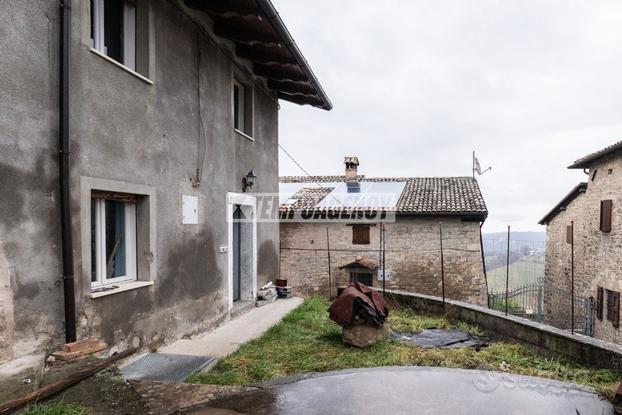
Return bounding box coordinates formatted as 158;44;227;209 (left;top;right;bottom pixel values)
187;367;614;415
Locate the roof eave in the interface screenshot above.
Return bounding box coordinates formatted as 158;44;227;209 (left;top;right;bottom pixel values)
538;182;587;225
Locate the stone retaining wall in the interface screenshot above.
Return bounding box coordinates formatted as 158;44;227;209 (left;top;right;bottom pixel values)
384;289;622;370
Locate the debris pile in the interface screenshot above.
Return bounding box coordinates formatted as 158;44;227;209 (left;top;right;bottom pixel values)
256;282;277;307
328;282;389;347
51;340;108;363
276;286;293;299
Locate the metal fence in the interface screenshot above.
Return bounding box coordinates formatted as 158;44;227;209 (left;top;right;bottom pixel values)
488;283;594;336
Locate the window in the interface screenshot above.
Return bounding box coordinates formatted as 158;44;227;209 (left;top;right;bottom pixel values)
352;225;370;245
233;79;253;137
600;200;613;232
566;225;573;244
609;169;614;175
91;192;137;287
91;0;137;70
606;289;620;328
597;286;604;320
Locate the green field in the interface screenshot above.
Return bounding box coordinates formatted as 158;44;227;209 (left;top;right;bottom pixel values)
486;255;544;292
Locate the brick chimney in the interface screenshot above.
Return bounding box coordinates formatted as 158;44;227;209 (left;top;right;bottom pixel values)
344;157;359;181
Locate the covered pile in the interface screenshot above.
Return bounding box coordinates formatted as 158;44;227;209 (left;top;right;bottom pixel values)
328;282;388;327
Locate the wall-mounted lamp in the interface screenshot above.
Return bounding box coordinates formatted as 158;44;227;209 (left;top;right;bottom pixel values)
242;170;257;192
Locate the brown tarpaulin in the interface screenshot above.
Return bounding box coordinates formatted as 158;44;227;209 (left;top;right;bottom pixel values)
328;282;388;327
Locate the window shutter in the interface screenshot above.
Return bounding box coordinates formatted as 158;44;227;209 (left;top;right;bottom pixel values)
597;286;604;320
614;291;620;328
600;200;612;232
566;225;573;244
352;225;370;245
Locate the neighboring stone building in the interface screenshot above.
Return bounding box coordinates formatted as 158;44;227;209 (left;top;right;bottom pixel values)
540;141;622;343
279;158;489;306
0;1;330;366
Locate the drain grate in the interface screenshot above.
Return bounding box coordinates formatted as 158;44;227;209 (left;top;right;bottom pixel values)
121;353;215;382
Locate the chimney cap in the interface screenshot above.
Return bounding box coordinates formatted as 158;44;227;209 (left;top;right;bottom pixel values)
344;156;359;166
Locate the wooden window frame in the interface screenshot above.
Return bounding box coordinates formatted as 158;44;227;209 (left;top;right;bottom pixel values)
233;78;254;139
352;225;371;245
597;286;604;321
600;200;613;233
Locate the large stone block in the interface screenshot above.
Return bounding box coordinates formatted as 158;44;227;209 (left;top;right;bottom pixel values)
342;323;388;348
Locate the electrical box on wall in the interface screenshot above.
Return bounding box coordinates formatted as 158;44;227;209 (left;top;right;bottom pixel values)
182;195;199;224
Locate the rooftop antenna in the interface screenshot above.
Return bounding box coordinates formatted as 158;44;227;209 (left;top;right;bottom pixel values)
473;151;492;178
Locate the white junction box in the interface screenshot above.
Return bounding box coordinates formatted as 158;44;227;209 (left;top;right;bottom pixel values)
182;195;199;224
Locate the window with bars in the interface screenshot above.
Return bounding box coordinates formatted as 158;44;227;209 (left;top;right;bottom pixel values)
606;289;620;328
352;225;371;245
600;200;613;232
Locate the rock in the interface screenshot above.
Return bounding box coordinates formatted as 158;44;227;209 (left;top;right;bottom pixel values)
342;323;388;348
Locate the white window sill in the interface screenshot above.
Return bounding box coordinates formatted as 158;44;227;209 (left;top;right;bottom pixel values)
234;129;255;142
90;280;154;299
90;48;154;85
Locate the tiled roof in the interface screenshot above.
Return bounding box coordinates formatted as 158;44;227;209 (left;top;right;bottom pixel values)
338;256;379;271
568;140;622;169
282;187;334;210
279;176;488;218
538;182;587;225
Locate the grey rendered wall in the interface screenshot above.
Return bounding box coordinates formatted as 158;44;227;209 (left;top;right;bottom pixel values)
0;0;280;360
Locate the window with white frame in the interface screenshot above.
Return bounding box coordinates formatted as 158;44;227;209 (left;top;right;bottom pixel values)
91;0;137;70
91;192;137;287
233;79;253;137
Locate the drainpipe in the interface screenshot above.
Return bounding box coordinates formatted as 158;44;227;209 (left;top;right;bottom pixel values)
59;0;76;343
479;220;489;307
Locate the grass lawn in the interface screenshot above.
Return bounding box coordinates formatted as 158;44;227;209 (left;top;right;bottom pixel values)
187;297;622;400
22;401;88;415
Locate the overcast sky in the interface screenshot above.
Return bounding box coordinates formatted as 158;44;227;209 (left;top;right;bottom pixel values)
271;0;622;233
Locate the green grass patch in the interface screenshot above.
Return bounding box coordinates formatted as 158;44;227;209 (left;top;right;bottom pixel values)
23;401;88;415
187;297;622;400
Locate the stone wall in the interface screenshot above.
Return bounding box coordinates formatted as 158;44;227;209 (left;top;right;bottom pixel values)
544;155;622;344
386;289;622;371
280;217;487;305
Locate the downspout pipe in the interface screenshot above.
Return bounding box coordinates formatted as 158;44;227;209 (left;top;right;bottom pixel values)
59;0;76;343
479;220;489;307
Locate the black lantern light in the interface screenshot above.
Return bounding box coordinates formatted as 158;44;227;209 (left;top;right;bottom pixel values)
242;170;257;192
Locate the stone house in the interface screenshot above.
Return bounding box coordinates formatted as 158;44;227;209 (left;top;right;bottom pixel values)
540;141;622;343
0;0;330;367
279;158;489;305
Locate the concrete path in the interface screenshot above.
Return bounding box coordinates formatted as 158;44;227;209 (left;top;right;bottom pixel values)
160;297;303;360
187;367;614;415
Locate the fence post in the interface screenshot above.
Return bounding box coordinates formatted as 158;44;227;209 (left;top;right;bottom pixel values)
536;285;543;322
505;226;511;316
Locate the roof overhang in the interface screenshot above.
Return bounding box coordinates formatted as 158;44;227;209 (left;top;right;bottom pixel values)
568;141;622;169
538;182;587;225
185;0;332;110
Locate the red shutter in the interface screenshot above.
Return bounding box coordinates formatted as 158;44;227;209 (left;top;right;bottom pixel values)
600;200;612;232
597;286;604;320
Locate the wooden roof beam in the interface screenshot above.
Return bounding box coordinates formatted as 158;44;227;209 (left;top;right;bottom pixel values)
213;21;281;48
235;44;296;66
267;79;316;95
253;63;307;82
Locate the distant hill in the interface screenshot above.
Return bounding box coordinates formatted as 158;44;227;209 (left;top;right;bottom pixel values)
483;231;546;256
483;231;546;243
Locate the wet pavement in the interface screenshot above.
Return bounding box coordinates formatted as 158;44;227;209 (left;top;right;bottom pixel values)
185;367;614;415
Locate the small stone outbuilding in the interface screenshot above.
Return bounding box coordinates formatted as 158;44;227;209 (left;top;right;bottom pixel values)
279;157;489;306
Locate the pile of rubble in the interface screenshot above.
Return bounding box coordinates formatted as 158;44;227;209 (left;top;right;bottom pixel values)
256;283;278;307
